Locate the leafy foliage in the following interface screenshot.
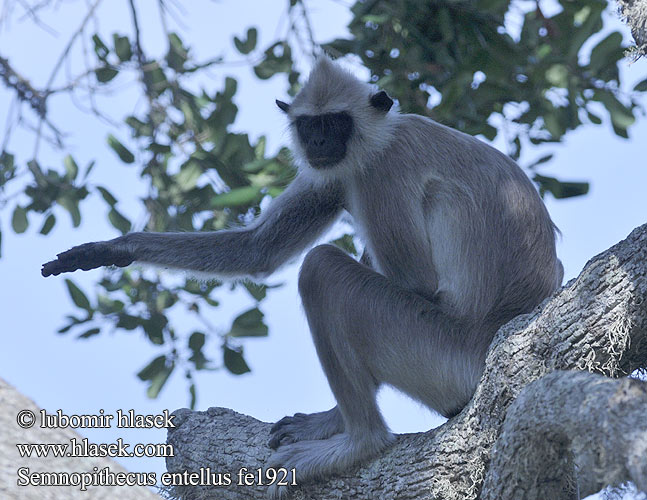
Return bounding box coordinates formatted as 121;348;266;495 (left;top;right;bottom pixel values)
318;0;643;197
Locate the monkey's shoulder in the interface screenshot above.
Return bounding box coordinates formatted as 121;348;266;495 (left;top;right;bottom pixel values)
380;114;527;181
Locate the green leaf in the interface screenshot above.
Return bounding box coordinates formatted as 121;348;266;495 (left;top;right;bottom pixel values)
148;313;168;344
95;66;118;83
26;160;47;187
113;34;132;62
589;32;623;73
586;111;602;124
479;124;497;142
96;186;117;207
138;355;166;380
526;154;554;169
57;314;89;334
63;155;79;181
331;234;358;255
534;174;589;199
176;162;203;191
543;111;566;139
125;116;153;137
593;90;635;130
233;27;258;55
65;279;92;312
210;186;261;208
156;290;176;311
255;136;266;159
98;295;125;314
78;327;101;339
143;65;167;93
167;33;189;71
566;3;604;60
476;0;509;13
82;160;96;181
253;42;292;79
223;77;238;99
137;355;174;399
108;208;131;234
545;64;568;88
634;78;647;92
188;332;208;370
11;206;28;233
189;383;197;409
244;282;267;301
0;151;16;188
223;346;251;375
229;308;268;337
574;6;591;26
39;214;56;235
117;313;140;330
189;331;205;351
92;34;109;61
58;195;82;227
107;134;135;164
611;122;629;138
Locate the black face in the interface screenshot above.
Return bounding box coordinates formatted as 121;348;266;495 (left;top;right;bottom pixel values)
295;112;354;168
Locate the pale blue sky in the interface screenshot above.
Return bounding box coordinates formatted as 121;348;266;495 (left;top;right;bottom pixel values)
0;1;646;494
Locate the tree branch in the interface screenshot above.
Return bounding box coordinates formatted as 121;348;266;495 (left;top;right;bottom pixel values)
482;371;647;500
166;223;647;499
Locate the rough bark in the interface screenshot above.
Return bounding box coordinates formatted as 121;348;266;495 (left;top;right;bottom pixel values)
0;377;161;499
481;371;647;500
165;223;647;500
616;0;647;58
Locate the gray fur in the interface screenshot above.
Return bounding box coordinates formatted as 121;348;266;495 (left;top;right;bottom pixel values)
41;57;562;498
269;406;344;449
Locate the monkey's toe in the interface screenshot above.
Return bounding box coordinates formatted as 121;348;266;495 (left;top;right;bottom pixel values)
268;410;344;450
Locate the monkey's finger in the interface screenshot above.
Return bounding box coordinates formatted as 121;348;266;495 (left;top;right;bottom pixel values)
41;258;78;277
41;242;134;277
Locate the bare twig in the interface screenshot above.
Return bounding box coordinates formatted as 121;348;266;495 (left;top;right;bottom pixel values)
32;0;103;157
16;0;58;35
1;95;18;152
0;55;47;116
299;0;319;59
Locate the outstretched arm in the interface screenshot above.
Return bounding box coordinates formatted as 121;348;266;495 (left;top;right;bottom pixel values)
41;176;344;279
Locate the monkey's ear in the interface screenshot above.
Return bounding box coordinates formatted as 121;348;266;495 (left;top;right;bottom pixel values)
276;100;291;113
369;91;393;113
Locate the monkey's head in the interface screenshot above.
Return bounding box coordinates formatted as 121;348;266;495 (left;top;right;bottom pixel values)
276;56;396;176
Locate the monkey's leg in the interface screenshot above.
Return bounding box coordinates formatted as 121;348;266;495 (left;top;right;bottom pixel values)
268;406;344;449
267;244;482;498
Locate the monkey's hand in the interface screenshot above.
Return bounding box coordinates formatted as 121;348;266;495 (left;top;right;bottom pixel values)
41;240;134;277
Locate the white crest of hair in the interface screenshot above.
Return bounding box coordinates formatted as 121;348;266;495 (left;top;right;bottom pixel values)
287;56;402;184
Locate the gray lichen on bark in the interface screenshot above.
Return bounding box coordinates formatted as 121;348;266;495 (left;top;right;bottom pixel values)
616;0;647;58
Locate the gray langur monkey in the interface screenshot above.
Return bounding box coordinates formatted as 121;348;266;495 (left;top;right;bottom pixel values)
42;57;563;498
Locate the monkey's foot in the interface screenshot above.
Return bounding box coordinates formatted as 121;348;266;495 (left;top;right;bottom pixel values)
41;240;133;277
268;407;344;449
266;431;395;499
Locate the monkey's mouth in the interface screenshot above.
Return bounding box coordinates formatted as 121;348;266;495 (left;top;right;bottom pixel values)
307;153;345;169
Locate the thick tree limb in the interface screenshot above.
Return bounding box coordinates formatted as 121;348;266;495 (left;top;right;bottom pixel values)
481;371;647;500
166;223;647;500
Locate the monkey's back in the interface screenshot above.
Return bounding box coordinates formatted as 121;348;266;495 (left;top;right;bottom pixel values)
348;114;561;330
